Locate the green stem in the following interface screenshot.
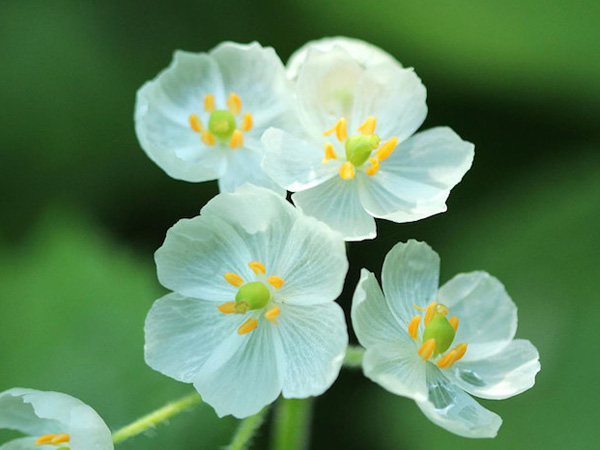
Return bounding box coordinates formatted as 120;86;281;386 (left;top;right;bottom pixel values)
226;407;270;450
111;392;202;444
271;398;313;450
343;345;365;369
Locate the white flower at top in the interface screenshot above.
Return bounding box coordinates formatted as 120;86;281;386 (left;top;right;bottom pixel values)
144;184;349;418
0;388;113;450
262;41;474;241
351;240;540;438
135;42;297;195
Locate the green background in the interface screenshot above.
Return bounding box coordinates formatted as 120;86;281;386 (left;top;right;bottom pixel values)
1;1;598;449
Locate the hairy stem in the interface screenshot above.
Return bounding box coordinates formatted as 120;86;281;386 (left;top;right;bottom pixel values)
271;398;313;450
226;407;270;450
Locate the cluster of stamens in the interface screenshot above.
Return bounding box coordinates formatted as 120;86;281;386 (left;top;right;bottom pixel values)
409;301;467;369
321;116;399;180
218;261;284;335
188;92;253;149
35;433;70;447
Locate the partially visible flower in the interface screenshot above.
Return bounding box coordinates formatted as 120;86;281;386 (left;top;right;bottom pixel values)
286;36;402;80
0;388;113;450
351;240;540;438
262;45;474;241
144;184;349;418
135;42;296;194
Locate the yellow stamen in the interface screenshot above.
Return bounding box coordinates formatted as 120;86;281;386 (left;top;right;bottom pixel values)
229;130;244;148
201;131;216;146
376;137;399;161
449;315;459;331
218;302;237;314
424;302;438;326
265;306;280;324
248;261;266;275
35;435;54;446
238;318;258;335
189;113;203;133
321;142;337;164
357;116;377;135
437;350;456;369
418;338;436;360
267;276;284;289
323;118;347;142
366;157;380;176
408;315;421;339
227;93;242;115
453;343;468;361
339;161;355;180
224;272;244;287
241;112;253;132
204;94;216;113
36;434;71;446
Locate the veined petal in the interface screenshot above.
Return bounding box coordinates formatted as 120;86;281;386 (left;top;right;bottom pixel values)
438;272;517;361
448;339;540;400
277;303;347;398
0;438;38;450
292;177;376;241
417;365;502;438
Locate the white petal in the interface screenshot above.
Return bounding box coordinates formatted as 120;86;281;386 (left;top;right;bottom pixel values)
261;127;338;192
292;177;376;241
144;293;246;383
277;302;347;398
448;339;540;400
438;272;517;361
417;365;502;438
360;127;474;222
193;318;284;418
0;438;38;450
381;240;440;325
287;36;402;80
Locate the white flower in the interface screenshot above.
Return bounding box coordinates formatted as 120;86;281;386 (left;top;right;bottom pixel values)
144;184;349;418
351;240;540;438
135;41;297;195
0;388;113;450
262;45;474;241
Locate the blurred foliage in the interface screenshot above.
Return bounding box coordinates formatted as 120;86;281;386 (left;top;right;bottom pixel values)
0;0;598;449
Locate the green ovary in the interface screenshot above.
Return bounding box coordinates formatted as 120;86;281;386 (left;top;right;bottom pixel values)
236;281;271;311
208;110;236;140
422;314;456;356
345;134;380;167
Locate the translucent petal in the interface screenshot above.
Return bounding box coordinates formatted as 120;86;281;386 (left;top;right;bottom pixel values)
438;272;517;361
448;339;540;400
417;365;502;438
0;438;38;450
277;302;347;397
381;240;440;326
292;177;376;241
144;293;247;383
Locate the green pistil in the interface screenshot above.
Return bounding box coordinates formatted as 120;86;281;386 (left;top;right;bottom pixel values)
422;314;456;356
236;282;270;311
208;110;236;140
345;133;380;167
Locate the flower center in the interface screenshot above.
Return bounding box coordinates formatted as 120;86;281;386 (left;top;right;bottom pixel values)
188;92;253;149
218;261;284;335
408;301;468;369
321;116;399;180
35;433;70;448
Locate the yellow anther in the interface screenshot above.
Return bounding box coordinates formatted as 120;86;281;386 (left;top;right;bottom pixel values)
366;158;380;176
248;261;266;275
265;306;281;324
357;116;377;135
437;350;456;369
201;131;216;146
408;315;421;339
267;276;284;289
449;315;459;331
224;272;244;287
453;343;468;361
322;142;337;164
204;94;216;113
339;161;356;180
424;301;438;326
36;434;71;446
229;130;244;149
418;338;436;360
241;112;253;132
238;318;258;335
218;301;237;314
35;435;54;446
376;137;399;161
227;93;242;115
189;113;203;133
323;118;348;142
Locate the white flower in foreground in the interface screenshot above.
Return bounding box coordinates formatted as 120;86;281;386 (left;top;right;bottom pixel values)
286;36;402;80
262;46;474;241
0;388;113;450
352;240;540;438
135;41;296;194
145;184;349;418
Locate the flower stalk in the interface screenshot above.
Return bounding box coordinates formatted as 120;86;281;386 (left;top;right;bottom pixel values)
271;398;313;450
226;407;270;450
